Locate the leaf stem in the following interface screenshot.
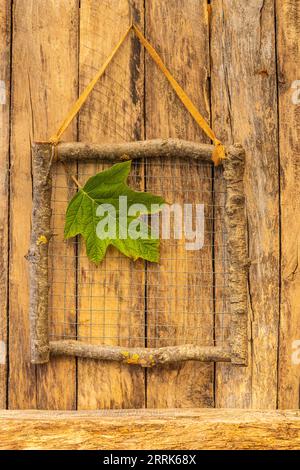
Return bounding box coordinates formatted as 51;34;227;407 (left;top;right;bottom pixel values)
71;174;82;189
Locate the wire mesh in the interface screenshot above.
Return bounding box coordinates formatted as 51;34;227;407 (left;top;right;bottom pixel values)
48;158;231;349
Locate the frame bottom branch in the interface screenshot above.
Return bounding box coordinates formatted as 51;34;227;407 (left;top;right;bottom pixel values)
50;340;232;366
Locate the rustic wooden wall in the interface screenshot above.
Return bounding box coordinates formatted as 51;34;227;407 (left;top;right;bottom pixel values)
1;0;299;410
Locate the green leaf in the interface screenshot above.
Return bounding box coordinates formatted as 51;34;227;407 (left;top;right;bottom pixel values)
64;161;165;264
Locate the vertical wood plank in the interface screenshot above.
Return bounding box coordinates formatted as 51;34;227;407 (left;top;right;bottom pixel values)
146;0;214;408
77;0;145;409
276;0;300;409
0;0;11;409
211;0;279;408
35;0;79;410
9;0;78;409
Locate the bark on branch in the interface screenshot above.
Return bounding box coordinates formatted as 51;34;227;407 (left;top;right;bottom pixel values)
223;144;248;365
53;138;215;163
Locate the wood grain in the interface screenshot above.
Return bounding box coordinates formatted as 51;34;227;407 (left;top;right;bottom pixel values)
0;409;299;449
211;0;279;408
277;0;300;408
77;0;145;409
5;0;296;413
9;0;78;409
0;0;10;409
145;0;214;408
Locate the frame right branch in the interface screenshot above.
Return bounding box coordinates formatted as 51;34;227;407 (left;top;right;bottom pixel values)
28;140;248;367
222;144;248;365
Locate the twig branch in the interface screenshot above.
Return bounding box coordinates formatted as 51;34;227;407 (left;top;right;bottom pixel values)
50;340;232;366
54;138;216;163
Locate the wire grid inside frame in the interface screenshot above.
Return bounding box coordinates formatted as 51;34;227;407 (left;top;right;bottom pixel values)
48;157;231;350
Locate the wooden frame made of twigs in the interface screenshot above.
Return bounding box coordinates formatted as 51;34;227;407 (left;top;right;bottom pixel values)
27;139;248;367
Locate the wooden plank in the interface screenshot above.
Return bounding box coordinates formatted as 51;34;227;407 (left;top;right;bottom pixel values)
0;0;11;409
35;1;79;410
9;0;78;409
145;0;214;407
77;0;145;409
276;0;300;408
211;0;279;407
0;409;299;449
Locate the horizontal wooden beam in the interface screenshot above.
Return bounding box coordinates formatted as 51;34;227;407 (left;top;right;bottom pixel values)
50;340;232;366
0;409;299;450
45;138;216;163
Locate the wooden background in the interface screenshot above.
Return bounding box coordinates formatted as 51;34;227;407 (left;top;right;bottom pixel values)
0;0;299;410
